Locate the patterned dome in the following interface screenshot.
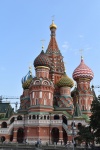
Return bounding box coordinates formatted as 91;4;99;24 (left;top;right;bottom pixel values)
34;50;50;68
57;72;74;88
73;56;94;80
22;70;33;90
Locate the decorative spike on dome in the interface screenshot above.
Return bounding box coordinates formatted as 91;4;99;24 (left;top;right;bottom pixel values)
57;72;74;88
73;56;94;80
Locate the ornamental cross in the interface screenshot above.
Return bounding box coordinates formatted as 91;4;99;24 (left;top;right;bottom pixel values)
41;39;45;50
52;15;55;21
79;49;84;56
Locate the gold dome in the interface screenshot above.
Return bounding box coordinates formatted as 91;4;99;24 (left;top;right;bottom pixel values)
50;20;57;29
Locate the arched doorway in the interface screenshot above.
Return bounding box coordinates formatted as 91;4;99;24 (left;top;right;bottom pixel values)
51;128;59;144
0;136;5;143
63;128;68;145
17;128;24;143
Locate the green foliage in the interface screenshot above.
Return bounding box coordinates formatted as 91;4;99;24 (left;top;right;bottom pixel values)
0;114;4;119
77;126;94;144
90;99;100;143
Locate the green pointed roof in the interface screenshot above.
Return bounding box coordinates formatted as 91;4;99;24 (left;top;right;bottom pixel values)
74;102;82;117
57;72;74;88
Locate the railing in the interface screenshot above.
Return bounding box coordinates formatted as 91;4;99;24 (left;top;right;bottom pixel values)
62;122;68;132
0;128;8;134
13;119;62;126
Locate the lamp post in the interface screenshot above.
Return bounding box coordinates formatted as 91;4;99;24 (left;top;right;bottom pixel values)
72;115;75;150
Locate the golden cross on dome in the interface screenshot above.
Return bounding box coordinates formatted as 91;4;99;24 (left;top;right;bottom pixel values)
41;39;45;50
52;15;55;21
29;62;32;75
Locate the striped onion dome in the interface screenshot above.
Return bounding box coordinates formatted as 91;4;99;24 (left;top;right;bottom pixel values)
34;50;50;68
22;70;33;90
73;56;94;80
57;72;74;88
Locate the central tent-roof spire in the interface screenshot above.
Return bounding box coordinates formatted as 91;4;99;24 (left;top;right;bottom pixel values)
46;20;61;55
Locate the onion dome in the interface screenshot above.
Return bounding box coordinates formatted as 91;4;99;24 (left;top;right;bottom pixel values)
22;69;33;90
34;50;50;68
50;20;57;29
73;56;94;80
57;72;74;88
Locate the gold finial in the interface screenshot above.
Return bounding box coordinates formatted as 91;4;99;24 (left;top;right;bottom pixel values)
50;15;57;29
41;39;45;50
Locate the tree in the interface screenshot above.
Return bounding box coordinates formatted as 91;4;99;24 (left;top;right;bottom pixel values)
77;126;93;145
90;96;100;144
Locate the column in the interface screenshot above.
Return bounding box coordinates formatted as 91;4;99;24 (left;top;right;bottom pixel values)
6;134;10;142
12;128;17;143
59;127;63;144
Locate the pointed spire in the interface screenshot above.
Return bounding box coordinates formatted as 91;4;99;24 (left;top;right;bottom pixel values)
74;103;82;117
74;99;82;117
46;21;60;54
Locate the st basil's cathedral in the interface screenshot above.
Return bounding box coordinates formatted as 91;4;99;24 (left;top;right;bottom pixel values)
0;21;95;144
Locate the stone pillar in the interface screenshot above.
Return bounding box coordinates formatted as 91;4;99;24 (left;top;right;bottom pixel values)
59;127;63;144
12;128;17;143
6;134;10;142
68;135;72;143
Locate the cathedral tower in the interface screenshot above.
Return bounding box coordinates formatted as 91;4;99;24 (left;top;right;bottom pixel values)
72;56;94;116
46;21;65;84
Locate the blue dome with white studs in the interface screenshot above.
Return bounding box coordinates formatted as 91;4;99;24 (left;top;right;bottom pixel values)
22;70;33;90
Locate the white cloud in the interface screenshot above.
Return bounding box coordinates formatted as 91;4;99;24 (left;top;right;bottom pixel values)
85;47;92;51
79;34;84;38
62;42;70;50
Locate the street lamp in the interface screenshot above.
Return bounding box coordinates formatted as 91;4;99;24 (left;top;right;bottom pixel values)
72;115;75;150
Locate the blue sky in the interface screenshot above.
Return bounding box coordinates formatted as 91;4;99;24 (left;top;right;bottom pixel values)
0;0;100;109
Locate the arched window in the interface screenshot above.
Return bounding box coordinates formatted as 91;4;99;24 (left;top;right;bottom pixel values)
33;115;36;119
47;116;49;120
36;99;38;105
37;115;39;119
1;122;7;128
17;115;22;120
54;115;59;120
44;115;46;120
78;123;82;129
29;115;31;119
